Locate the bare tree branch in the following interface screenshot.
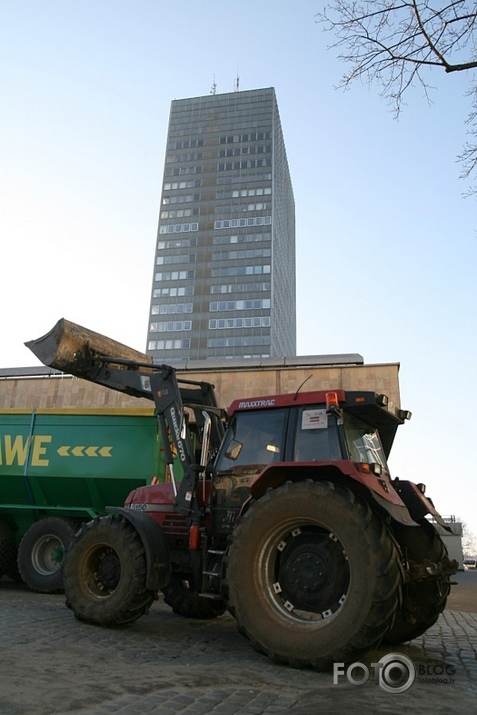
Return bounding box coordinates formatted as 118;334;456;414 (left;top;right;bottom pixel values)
317;1;477;193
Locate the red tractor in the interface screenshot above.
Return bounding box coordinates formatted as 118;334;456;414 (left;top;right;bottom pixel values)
27;319;456;670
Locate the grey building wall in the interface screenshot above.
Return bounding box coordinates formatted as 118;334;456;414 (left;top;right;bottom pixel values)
147;87;295;362
0;360;401;413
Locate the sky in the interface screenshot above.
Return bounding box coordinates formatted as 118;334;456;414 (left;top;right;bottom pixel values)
1;1;476;546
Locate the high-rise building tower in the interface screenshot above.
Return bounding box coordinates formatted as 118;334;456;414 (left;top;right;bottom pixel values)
146;87;295;363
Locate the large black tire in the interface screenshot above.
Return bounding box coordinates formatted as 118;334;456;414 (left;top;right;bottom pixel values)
18;518;78;593
0;520;17;578
384;519;455;644
162;577;227;619
226;480;403;670
63;514;158;626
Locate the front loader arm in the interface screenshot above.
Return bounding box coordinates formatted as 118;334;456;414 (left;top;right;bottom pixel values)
26;318;225;518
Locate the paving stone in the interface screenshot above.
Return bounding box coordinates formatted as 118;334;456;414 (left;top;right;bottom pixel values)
0;581;476;715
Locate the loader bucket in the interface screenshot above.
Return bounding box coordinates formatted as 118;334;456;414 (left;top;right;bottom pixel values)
25;318;152;375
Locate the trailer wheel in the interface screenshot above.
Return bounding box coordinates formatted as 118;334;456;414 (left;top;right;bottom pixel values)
162;577;227;619
18;518;78;593
384;520;455;644
0;520;17;578
226;480;403;670
63;514;157;626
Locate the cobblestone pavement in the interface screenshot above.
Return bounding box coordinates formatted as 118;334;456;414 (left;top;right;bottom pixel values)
0;581;475;715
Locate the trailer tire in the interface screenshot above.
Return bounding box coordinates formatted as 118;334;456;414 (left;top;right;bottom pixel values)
18;518;78;593
0;520;17;578
226;480;403;670
63;514;157;626
162;578;227;619
384;520;454;644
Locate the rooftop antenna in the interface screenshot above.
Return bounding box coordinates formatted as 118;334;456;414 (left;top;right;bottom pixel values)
234;73;240;92
293;375;312;401
210;75;217;95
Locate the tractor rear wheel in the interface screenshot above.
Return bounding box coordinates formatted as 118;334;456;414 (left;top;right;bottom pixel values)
226;480;403;670
63;514;157;626
384;519;455;644
162;577;227;619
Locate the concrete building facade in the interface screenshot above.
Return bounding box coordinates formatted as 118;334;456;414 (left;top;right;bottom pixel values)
0;358;401;413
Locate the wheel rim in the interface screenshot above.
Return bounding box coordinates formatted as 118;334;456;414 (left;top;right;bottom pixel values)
80;543;121;598
31;535;65;575
262;521;350;622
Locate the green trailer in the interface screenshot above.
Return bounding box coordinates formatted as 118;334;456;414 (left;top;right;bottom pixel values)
0;407;170;592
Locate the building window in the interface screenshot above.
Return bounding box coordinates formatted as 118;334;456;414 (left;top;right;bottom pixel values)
211;265;270;277
157;238;197;249
207;336;271;348
153;286;194;297
168;139;204;149
214;217;271;229
218;159;272;171
163;180;201;190
219;132;272;143
216;187;271;198
149;321;192;333
164;166;202;176
208;317;270;329
156;254;196;265
210;282;271;294
210;299;270;311
162;194;200;205
159;223;199;234
148;339;191;351
155;271;195;282
151;303;193;315
212;248;271;261
213;232;271;245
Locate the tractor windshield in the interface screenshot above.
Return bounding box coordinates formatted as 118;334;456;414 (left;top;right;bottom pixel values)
343;413;389;473
215;408;287;472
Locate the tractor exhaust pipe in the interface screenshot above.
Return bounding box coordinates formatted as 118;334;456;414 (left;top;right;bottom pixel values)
25;318;152;376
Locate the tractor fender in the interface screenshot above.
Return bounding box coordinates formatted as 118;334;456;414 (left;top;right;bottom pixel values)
247;463;419;527
107;506;171;590
391;480;452;531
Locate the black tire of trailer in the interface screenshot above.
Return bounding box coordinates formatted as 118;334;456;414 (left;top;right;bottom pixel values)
226;480;403;671
162;577;227;619
384;519;453;644
0;519;17;578
63;514;158;626
17;518;79;593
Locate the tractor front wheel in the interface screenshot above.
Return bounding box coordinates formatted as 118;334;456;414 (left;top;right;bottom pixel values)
63;514;158;626
226;480;403;670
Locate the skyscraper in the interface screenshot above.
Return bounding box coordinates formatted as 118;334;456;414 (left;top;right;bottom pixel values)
146;87;295;363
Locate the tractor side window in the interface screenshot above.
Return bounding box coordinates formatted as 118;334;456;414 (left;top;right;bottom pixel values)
293;408;342;461
343;413;389;471
215;408;287;471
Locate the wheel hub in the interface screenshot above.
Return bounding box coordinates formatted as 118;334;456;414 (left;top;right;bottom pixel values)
274;527;349;615
31;536;64;575
84;546;121;595
95;551;120;591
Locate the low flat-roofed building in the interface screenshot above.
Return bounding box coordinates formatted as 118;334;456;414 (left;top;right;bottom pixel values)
0;355;401;411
